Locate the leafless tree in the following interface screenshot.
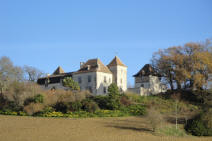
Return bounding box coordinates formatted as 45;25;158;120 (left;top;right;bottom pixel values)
23;65;44;82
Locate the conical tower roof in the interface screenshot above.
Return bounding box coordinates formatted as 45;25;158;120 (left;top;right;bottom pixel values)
53;66;65;75
107;56;127;67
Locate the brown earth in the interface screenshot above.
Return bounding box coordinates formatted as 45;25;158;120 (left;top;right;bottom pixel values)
0;115;211;141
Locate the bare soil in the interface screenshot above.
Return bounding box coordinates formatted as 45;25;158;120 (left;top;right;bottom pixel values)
0;115;211;141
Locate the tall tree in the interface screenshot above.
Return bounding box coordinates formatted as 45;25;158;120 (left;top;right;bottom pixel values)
152;40;212;90
0;56;23;93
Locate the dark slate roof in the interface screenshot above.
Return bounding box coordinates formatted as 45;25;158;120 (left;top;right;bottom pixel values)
37;66;72;85
73;58;112;74
133;64;160;77
37;72;73;85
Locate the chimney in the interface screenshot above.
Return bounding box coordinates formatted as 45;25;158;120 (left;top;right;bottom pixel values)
87;65;91;70
80;62;85;69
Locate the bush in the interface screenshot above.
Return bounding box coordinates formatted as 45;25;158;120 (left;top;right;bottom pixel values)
82;100;99;113
158;126;187;136
34;94;44;103
107;99;121;110
185;110;212;136
146;108;164;132
54;101;69;113
120;95;132;106
23;103;44;116
69;101;82;112
127;104;146;116
92;95;110;109
24;94;44;105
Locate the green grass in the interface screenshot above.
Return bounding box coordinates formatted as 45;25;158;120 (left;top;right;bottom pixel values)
157;125;188;137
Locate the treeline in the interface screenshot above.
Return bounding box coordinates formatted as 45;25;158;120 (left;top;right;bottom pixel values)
0;56;44;93
152;39;212;90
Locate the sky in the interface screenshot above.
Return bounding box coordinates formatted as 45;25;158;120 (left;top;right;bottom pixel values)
0;0;212;85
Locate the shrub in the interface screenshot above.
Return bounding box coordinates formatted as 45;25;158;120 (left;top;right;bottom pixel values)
34;94;44;103
69;101;82;112
92;95;110;109
158;126;187;136
82;100;99;113
4;82;42;107
53;101;69;113
146;108;164;132
24;94;44;105
127;104;146;115
23;103;44;116
107;99;121;110
185;110;212;136
120;95;132;106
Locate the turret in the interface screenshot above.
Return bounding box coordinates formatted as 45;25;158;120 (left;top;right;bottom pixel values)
107;56;127;91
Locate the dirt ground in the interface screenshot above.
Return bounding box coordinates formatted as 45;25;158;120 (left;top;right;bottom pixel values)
0;115;211;141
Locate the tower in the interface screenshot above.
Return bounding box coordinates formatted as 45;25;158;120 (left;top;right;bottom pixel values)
107;56;127;91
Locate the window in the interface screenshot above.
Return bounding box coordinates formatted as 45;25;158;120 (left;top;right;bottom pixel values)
120;78;122;84
78;77;82;83
109;78;111;83
103;87;107;93
141;84;144;87
45;78;49;87
104;76;107;83
88;86;92;93
88;75;91;82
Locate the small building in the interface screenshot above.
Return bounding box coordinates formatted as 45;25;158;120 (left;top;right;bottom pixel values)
128;64;166;96
37;66;72;90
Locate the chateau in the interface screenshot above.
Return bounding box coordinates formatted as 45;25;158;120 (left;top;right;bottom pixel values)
37;57;211;96
37;56;127;95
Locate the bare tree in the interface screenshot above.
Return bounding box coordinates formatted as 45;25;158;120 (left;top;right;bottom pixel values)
0;56;23;93
23;65;44;82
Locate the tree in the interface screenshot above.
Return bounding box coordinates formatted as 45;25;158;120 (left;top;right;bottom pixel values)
107;83;121;110
108;83;120;99
152;40;212;90
62;77;80;91
23;65;44;82
0;56;23;93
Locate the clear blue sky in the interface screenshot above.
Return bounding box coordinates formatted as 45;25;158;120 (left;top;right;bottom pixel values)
0;0;212;85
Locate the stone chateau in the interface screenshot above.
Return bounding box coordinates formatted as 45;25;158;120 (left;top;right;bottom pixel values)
37;56;127;95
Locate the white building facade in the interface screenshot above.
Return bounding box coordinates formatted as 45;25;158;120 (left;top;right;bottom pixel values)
128;64;166;96
37;57;127;95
